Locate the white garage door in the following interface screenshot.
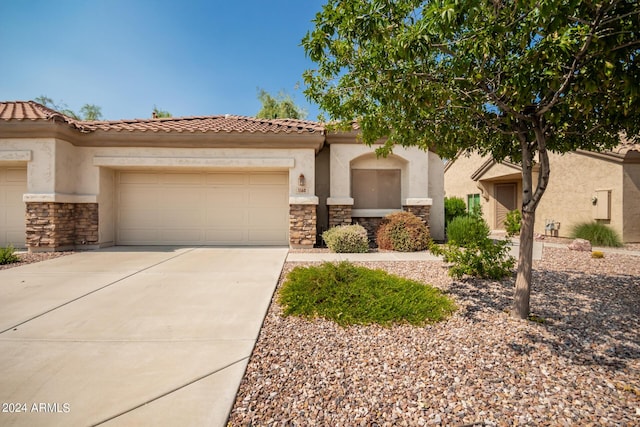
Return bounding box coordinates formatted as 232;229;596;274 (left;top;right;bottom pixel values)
116;171;289;245
0;167;27;248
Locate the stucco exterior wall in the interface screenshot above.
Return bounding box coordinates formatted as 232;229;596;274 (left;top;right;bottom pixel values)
444;150;633;240
622;163;640;242
536;151;623;239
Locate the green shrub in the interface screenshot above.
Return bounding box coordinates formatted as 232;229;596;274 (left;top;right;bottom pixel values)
376;211;430;252
0;245;20;265
430;238;515;279
570;222;623;247
444;196;467;225
322;224;369;253
446;215;490;247
504;209;522;237
278;261;456;327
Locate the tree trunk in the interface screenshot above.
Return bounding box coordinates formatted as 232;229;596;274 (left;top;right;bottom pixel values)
513;209;535;319
511;119;550;319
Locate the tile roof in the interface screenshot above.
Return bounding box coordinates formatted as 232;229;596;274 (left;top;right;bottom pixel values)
610;135;640;155
0;100;324;135
0;100;77;123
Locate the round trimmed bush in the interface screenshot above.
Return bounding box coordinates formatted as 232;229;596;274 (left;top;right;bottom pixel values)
446;215;490;247
376;211;430;252
322;224;369;253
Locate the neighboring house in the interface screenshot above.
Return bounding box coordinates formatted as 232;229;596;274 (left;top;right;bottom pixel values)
444;142;640;243
0;100;444;251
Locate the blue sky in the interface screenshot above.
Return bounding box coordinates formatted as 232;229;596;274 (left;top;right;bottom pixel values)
0;0;326;121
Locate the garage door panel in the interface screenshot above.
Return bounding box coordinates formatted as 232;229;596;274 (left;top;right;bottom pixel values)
0;168;27;248
119;209;160;229
117;171;288;245
206;208;247;228
249;229;288;243
119;172;160;184
250;173;287;185
204;229;245;242
160;229;203;243
161;173;205;185
119;187;160;207
249;188;286;207
248;209;285;227
118;229;159;244
205;189;246;205
206;173;246;185
161;209;203;226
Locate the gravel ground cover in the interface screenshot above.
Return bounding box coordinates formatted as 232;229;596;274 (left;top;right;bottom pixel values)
0;251;74;271
229;247;640;426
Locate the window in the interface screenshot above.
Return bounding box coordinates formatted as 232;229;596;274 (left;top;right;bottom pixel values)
467;193;481;213
351;169;401;209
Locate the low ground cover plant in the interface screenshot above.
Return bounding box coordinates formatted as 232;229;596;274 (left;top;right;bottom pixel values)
376;211;430;252
571;221;623;247
0;246;20;265
278;261;456;327
322;224;369;253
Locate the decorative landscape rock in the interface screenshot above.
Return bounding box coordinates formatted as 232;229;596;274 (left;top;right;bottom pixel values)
568;238;592;251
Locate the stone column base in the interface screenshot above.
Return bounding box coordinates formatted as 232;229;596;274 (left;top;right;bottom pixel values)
26;202;99;252
289;204;317;249
328;205;353;228
403;205;431;233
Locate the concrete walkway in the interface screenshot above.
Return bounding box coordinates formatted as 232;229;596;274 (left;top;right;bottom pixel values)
287;239;544;262
0;247;288;427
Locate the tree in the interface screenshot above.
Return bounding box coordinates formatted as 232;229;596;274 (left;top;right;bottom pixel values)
256;89;307;119
79;104;102;121
302;0;639;318
34;95;102;120
152;105;172;118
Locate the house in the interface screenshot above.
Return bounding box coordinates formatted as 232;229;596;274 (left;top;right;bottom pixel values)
444;142;640;243
0;100;444;251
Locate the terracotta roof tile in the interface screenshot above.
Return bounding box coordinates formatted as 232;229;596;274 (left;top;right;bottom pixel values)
0;101;324;135
611;135;640;155
83;115;324;134
0;100;76;122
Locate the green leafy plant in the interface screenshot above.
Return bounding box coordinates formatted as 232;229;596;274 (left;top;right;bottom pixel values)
0;245;20;265
504;209;522;237
571;222;623;247
444;197;467;226
431;238;515;280
376;211;430;252
278;261;456;327
322;224;369;253
446;215;490;248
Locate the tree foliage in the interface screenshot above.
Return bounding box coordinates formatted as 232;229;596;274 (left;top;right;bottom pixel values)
35;95;103;120
152;105;172;118
303;0;639;318
256;89;307;119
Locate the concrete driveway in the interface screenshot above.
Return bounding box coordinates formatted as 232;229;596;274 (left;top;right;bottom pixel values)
0;247;288;427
